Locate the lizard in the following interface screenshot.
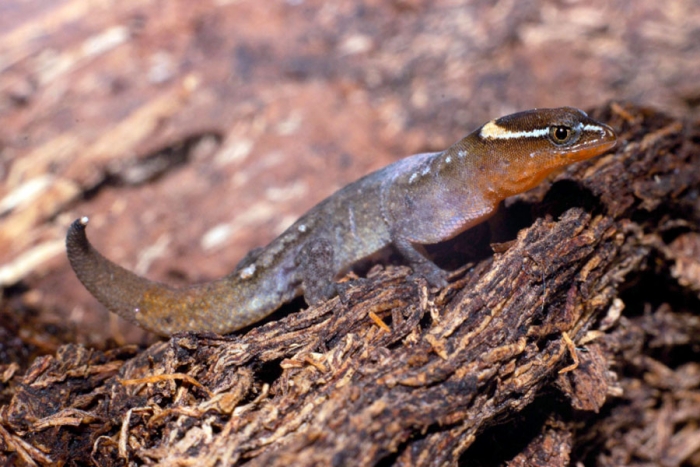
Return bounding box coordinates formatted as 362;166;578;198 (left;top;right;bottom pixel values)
66;107;617;336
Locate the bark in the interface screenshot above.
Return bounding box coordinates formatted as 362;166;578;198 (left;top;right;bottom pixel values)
2;102;700;466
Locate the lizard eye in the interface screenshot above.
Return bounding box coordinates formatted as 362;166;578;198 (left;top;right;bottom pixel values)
549;125;575;145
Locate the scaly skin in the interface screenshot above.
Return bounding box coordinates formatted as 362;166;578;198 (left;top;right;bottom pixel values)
66;107;617;336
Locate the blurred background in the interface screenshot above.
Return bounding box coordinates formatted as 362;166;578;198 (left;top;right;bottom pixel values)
0;0;699;348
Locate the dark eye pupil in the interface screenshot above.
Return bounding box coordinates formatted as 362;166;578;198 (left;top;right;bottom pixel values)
554;127;569;141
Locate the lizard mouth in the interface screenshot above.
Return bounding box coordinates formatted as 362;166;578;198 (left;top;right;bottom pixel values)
564;122;617;163
570;139;616;161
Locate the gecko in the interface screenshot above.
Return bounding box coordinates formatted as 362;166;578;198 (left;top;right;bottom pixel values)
66;107;617;336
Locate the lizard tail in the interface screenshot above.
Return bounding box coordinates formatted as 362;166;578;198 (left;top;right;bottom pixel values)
66;217;273;336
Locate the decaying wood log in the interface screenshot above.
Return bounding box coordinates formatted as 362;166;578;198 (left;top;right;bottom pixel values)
1;102;700;466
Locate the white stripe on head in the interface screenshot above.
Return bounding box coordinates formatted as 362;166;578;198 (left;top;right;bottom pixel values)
582;124;606;135
480;121;550;140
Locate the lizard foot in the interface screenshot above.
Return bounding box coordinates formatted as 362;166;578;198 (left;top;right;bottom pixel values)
410;263;449;289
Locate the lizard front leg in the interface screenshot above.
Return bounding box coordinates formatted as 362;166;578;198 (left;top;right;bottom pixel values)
391;231;449;288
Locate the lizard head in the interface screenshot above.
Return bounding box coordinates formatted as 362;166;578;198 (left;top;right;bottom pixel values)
473;107;617;198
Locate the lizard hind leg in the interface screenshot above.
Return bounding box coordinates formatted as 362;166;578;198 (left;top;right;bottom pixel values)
297;237;339;306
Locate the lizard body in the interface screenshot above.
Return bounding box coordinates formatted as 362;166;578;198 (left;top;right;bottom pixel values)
66;107;616;336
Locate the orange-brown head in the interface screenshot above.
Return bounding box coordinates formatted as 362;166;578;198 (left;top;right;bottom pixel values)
468;107;617;199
